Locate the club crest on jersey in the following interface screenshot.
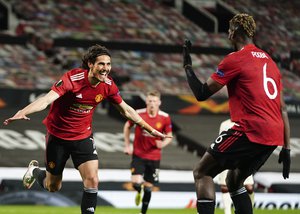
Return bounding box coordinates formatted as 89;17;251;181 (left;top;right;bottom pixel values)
95;94;104;102
156;122;162;129
55;79;63;87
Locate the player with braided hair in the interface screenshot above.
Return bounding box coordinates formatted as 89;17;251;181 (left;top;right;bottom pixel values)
183;13;291;214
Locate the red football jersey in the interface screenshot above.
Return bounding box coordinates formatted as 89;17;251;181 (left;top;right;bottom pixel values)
128;108;172;160
43;68;122;140
211;44;284;146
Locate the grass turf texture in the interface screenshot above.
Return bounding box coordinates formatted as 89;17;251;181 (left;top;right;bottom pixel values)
0;206;299;214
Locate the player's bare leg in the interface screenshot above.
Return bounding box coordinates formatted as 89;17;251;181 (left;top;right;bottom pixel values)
79;160;99;214
131;174;144;206
193;152;223;214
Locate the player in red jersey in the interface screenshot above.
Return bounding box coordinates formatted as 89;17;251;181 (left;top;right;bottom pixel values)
182;14;291;214
123;90;173;214
3;45;170;214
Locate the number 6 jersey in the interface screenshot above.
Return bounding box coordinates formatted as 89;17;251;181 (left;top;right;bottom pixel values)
211;44;283;146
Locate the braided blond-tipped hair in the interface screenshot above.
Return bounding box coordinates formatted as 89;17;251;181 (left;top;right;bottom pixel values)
230;13;256;38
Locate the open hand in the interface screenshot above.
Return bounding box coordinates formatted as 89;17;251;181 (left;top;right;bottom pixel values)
3;111;30;126
183;39;192;68
151;129;172;139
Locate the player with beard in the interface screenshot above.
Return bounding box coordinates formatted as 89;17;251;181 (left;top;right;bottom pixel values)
3;44;170;214
183;14;291;214
123;90;172;214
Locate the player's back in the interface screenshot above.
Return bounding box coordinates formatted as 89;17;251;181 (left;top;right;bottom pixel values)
213;44;284;146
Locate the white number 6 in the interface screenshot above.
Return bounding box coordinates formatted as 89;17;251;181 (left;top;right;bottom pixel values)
263;63;278;99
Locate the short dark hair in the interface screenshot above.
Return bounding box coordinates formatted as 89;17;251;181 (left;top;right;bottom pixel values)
81;44;111;69
230;13;256;38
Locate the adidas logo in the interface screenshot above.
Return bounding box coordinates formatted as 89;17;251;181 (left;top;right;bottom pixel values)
76;93;83;98
86;207;95;213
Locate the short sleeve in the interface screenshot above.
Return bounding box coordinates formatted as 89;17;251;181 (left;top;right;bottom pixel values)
51;72;73;96
211;54;240;85
107;82;123;104
164;116;173;133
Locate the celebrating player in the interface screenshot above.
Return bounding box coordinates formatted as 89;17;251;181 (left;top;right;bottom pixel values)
123;90;173;214
183;13;291;214
3;44;169;214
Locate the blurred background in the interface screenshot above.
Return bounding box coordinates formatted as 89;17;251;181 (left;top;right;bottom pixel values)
0;0;299;210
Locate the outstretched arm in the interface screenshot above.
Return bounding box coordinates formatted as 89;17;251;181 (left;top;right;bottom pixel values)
3;90;59;125
155;131;173;149
114;100;171;139
183;39;223;100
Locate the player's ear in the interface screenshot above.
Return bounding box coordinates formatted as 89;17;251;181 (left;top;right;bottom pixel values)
158;100;162;107
88;61;93;69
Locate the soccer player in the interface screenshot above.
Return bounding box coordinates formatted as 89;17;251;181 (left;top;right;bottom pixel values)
3;44;170;214
183;13;291;214
123;90;173;214
217;119;254;214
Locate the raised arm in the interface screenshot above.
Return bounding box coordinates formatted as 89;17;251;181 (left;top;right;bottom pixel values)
114;100;171;139
3;90;59;125
183;39;223;100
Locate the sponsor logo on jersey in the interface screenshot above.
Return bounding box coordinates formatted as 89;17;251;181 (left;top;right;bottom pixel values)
70;103;93;113
95;94;104;102
72;103;93;110
55;79;63;87
216;69;224;77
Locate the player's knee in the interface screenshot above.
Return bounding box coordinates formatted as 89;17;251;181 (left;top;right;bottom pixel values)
132;183;142;192
46;182;61;192
83;175;99;188
144;185;152;193
193;167;204;180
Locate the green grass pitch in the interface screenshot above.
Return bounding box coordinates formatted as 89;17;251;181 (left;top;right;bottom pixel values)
0;206;299;214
